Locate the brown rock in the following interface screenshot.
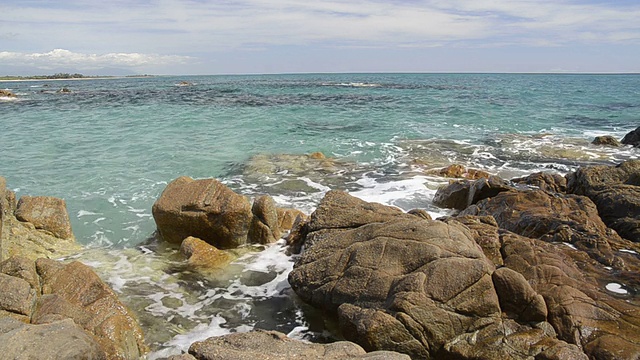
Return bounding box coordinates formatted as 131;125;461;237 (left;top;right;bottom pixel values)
308;151;326;159
276;207;306;232
0;317;107;360
0;177;5;262
152;176;253;249
247;195;280;244
15;196;74;240
592;135;621;147
35;260;148;360
492;267;547;322
0;273;36;317
0;255;40;290
441;215;503;266
433;175;511;210
0;90;16;98
180;236;233;270
430;164;491;179
188;329;411;360
511;172;567;193
566;160;640;242
461;189;621;266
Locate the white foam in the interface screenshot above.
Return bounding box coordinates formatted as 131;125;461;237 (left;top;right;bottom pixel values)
77;210;101;217
620;249;638;255
606;283;628;295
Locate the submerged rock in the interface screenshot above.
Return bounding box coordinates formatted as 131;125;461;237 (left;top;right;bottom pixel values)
427;163;491;180
152;176;253;249
187;329;410;360
592;135;621;147
0;89;16;98
180;236;234;271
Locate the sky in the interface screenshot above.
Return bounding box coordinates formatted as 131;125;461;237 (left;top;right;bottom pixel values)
1;0;639;75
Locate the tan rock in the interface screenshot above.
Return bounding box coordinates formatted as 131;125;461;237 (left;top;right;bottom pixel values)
15;196;74;240
276;207;306;232
152;176;253;249
35;260;148;360
247;195;280;244
180;236;233;270
0;273;36;317
0;90;16;98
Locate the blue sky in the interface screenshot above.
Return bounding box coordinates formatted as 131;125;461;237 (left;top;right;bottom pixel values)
1;0;639;74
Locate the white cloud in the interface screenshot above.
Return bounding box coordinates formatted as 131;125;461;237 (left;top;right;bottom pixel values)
0;49;194;70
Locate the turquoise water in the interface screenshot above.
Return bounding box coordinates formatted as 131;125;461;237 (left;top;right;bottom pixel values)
2;73;639;357
2;73;638;246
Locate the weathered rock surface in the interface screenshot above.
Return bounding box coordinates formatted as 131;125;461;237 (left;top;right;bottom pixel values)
15;196;74;240
432;175;511;210
621;126;640;147
276;207;306;232
1;180;80;261
247;195;281;244
0;317;107;360
34;259;148;359
511;171;567;193
289;191;640;359
460;189;623;266
566;160;640;242
152;176;253;249
0;256;148;360
592;135;621;147
187;329;411;360
180;236;234;271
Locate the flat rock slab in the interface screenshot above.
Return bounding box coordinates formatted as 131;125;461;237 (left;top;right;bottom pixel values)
188;330;411;360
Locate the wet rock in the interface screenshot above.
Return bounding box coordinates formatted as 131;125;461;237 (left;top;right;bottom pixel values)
428;164;491;179
188;329;411;360
511;171;567;193
276;207;306;232
180;236;233;271
432;175;511;210
15;195;74;240
566;160;640;241
0;89;16;98
152;176;253;249
591;135;621;147
621;126;640;147
460;189;621;266
247;195;280;244
0;317;107;360
34;259;148;360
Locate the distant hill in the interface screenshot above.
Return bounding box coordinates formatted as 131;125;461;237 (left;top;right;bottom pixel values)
1;65;138;77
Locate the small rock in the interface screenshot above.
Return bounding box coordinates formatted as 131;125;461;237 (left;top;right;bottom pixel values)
592;135;621;147
180;236;233;270
621;126;640;147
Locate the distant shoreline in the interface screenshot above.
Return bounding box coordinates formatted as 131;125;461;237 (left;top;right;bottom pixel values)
0;75;155;82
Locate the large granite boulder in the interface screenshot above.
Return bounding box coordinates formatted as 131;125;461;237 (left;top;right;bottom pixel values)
1;181;80;261
566;160;640;242
290;191;640;359
0;256;148;360
15;195;74;240
460;189;622;266
186;330;411;360
0;317;107;360
152;176;253;249
34;259;148;359
621;126;640;147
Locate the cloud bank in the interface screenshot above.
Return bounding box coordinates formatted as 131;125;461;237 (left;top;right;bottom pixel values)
0;49;193;70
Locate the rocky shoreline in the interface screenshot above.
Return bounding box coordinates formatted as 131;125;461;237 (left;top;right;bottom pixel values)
1;129;639;359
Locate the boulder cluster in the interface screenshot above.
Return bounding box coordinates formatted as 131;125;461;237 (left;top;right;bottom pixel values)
287;160;640;360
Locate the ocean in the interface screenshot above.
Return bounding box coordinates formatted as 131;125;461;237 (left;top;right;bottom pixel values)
1;73;639;357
